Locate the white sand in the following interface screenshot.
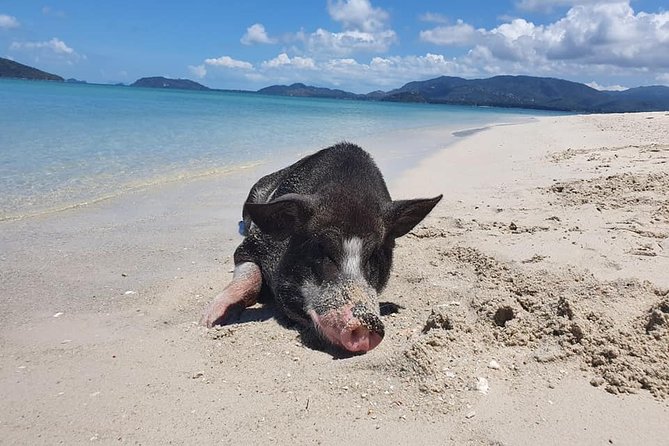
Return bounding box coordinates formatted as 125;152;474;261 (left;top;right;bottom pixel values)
1;112;668;445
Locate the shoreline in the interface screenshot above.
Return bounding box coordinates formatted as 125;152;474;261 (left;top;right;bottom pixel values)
1;112;668;444
0;115;532;223
3;78;553;225
0;161;268;223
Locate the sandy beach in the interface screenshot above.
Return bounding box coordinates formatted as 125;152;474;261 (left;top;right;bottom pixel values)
1;112;668;445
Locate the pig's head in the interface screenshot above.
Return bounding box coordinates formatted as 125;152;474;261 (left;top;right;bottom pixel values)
245;192;442;353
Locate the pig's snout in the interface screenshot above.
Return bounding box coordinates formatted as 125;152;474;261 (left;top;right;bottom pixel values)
308;302;385;353
346;302;384;351
341;315;384;352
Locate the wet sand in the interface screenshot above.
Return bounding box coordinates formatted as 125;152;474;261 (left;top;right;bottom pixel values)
1;112;668;445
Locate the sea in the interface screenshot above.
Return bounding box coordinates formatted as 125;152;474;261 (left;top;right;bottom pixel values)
0;78;560;221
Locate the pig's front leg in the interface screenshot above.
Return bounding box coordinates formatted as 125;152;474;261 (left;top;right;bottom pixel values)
200;262;262;328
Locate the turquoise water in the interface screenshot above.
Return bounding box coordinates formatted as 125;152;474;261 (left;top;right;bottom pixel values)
0;79;555;219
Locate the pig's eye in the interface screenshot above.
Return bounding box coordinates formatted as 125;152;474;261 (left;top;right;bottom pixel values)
314;242;338;279
314;241;337;266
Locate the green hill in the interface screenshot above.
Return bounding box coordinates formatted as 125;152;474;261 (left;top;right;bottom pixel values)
378;75;669;112
257;75;669;113
257;83;360;100
130;76;210;91
0;57;63;81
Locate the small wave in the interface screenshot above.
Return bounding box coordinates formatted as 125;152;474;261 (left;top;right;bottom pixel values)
0;161;265;222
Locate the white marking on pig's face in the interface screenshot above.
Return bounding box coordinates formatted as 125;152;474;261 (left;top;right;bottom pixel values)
342;237;364;280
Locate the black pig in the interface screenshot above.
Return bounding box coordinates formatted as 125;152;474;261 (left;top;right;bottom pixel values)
201;143;441;353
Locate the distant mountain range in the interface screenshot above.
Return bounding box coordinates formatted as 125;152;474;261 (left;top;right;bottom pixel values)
0;57;63;81
3;58;668;113
261;76;669;113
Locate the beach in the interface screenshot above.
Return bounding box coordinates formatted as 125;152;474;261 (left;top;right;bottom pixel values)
1;112;668;444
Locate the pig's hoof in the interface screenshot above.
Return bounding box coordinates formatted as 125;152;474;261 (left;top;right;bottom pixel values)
200;300;245;328
200;262;262;328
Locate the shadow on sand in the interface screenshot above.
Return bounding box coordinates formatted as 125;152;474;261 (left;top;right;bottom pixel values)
217;300;404;359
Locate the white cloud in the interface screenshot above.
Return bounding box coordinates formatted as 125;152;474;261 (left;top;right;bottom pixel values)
420;20;478;46
304;52;483;91
585;81;628;91
229;1;397;59
262;53;316;69
204;55;253;70
515;0;621;13
299;0;396;56
419;12;450;24
11;37;74;55
9;37;83;63
194;50;482;92
420;2;669;75
241;23;276;45
0;14;20;29
656;73;669;84
188;64;207;78
327;0;389;33
267;52;476;91
306;27;396;55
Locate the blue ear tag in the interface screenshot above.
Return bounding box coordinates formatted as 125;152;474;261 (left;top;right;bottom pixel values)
238;220;246;236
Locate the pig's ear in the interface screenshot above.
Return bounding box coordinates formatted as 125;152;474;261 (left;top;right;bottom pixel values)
385;195;443;239
244;193;316;239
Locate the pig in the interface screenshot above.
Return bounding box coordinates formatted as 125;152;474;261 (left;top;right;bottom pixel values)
200;143;442;353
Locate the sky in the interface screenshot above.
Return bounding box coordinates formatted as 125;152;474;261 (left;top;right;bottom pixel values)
1;0;668;92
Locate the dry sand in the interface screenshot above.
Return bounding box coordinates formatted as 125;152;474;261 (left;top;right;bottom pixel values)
1;112;668;445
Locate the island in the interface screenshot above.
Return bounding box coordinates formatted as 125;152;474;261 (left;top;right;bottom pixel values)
0;57;63;81
130;76;210;91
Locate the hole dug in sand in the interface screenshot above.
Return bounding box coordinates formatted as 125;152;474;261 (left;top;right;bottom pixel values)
493;306;515;327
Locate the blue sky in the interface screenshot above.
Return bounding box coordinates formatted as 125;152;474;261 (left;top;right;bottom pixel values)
1;0;668;92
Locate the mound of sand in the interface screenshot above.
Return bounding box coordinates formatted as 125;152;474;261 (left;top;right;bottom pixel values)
391;241;669;398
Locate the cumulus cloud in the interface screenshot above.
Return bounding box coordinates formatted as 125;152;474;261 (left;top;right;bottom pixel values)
11;37;74;54
585;81;628;91
419;20;477;46
301;0;397;56
262;53;316;69
295;52;482;91
287;52;475;91
194;49;482;92
241;23;276;45
204;55;253;70
0;13;20;29
327;0;389;33
305;28;396;55
232;1;397;61
515;0;622;13
419;12;450;24
420;2;669;75
188;64;207;78
9;37;83;63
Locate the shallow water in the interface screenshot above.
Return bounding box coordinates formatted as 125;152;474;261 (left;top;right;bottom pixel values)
0;79;558;219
